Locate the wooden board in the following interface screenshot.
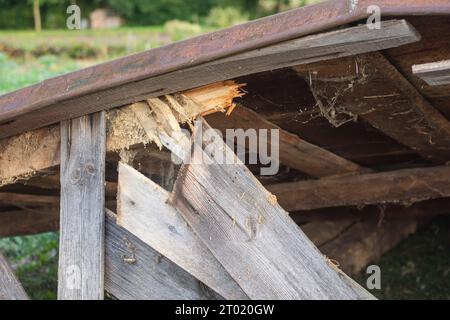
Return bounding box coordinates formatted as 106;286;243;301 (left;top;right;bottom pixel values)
412;60;450;86
104;211;221;300
170;118;374;300
268;165;450;211
117;163;247;300
0;252;28;300
0;20;420;139
58;112;106;300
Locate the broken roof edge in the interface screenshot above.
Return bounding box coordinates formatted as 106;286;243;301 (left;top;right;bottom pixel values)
0;0;449;128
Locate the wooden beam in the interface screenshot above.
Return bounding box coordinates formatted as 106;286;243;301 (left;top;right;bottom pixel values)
291;197;450;223
412;59;450;86
297;52;450;163
0;20;419;139
207;106;369;177
58;112;106;300
170;118;374;299
117;163;247;300
104;210;220;300
0;208;58;238
0;252;28;300
267;165;450;212
320;218;418;275
0;193;58;206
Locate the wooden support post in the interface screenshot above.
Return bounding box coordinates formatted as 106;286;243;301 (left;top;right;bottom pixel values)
58;112;106;300
0;252;28;300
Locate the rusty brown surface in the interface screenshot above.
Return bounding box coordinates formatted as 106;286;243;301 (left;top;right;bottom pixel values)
0;0;449;135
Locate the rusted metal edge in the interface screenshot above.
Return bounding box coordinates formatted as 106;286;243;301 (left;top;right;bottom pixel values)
0;0;449;131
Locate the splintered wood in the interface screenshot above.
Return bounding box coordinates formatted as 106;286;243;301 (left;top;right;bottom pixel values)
0;81;245;187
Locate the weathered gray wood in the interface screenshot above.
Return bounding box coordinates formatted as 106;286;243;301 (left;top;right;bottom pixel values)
117;163;247;300
58;112;106;300
0;20;419;139
104;210;221;300
267;165;450;212
170;118;374;300
412;59;450;86
0;252;28;300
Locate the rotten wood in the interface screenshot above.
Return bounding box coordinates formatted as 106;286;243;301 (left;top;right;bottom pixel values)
117;162;247;300
58;112;106;300
267;165;450;212
0;19;420;139
104;210;221;300
170;118;374;300
0;252;28;300
0;81;243;187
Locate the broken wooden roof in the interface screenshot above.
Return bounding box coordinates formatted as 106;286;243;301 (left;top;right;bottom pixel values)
1;0;450;283
0;0;449;138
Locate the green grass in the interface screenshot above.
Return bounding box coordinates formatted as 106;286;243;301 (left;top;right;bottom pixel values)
0;232;59;300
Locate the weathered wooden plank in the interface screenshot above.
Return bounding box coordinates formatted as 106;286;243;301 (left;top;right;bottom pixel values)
0;20;419;139
104;210;221;300
170;118;374;300
320;218;418;275
0;208;58;238
58;112;106;300
0;252;28;300
412;59;450;86
298;52;450;163
207;106;369;177
267;165;450;212
117;163;247;300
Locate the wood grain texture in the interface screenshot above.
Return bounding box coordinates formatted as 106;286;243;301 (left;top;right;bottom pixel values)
412;59;450;86
0;20;419;139
117;163;247;300
58;112;106;300
104;210;221;300
298;52;450;163
0;252;28;300
267;165;450;212
170;118;374;300
207;106;369;177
